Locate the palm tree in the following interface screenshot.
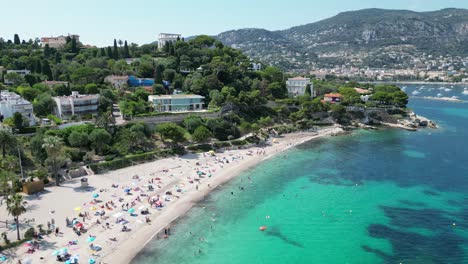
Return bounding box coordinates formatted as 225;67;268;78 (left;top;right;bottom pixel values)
42;136;65;186
0;129;17;158
6;194;27;240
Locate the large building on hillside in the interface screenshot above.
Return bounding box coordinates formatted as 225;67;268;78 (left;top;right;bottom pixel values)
0;90;35;125
148;94;204;112
286;77;313;97
40;34;80;48
158;33;181;49
53;91;99;119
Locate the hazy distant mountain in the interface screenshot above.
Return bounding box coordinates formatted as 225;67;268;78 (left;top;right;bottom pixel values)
215;8;468;70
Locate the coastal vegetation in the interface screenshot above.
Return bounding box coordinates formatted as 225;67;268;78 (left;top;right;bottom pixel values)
0;34;409;189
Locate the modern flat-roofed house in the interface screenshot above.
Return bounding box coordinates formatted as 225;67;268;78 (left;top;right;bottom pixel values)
286;77;313;97
148;94;204;112
4;69;32;85
158;33;181;49
0;90;35;125
323;93;342;104
42;80;69;88
128;75;154;87
53;91;99;119
41;34;80;48
104;75;129;89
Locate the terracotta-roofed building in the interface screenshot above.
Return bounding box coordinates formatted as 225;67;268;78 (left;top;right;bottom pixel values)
323;93;342;104
354;88;370;94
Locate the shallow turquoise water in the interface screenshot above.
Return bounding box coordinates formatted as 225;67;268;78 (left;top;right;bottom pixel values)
135;85;468;264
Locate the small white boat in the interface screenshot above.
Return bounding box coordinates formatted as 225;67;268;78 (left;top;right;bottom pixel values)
437;93;443;97
444;88;451;92
462;90;468;95
412;90;421;95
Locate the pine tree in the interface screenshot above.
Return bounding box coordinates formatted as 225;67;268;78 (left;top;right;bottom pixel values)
13;34;20;45
44;44;51;57
106;46;113;58
100;48;106;57
154;63;164;84
34;60;42;74
54;53;61;64
113;39;119;60
124;40;130;58
42;60;52;80
71;38;78;53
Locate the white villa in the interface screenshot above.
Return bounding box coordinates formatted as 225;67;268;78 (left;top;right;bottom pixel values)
158;33;181;49
0;90;35;125
286;77;313;97
148;94;204;112
53;91;99;119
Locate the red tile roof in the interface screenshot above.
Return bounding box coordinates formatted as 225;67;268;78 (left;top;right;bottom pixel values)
324;93;342;98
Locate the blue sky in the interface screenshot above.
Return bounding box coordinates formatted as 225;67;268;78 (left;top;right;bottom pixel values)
1;0;467;47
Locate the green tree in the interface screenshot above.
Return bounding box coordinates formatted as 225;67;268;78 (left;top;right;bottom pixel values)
154;63;164;84
390;91;408;107
123;40;130;58
94;111;115;133
67;131;88;148
42;136;65;186
4;72;24;86
113;39;119;60
0;129;17;158
182;115;204;133
156;123;187;146
89;129;111;154
30;131;47;162
33;93;55;117
6;194;27;240
152;84;166;95
13;34;21;45
70;37;78;53
44;44;51;58
12;112;25;131
41;60;52;80
338;87;361;105
267;82;287;99
163;69;176;82
192;126;211;143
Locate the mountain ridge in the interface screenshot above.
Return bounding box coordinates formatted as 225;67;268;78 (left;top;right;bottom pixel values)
213;8;468;71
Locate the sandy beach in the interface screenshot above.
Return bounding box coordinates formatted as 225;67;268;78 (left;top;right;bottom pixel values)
0;126;343;264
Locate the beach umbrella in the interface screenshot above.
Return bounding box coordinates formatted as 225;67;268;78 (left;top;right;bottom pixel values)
75;223;83;228
52;250;60;256
86;236;96;243
74;207;81;211
128;208;135;213
92;194;99;199
69;255;79;264
88;259;96;264
0;255;7;262
23;241;32;247
124;188;131;193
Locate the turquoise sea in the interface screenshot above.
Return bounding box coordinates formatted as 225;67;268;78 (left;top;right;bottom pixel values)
135;83;468;264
